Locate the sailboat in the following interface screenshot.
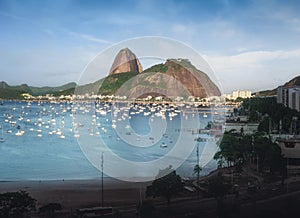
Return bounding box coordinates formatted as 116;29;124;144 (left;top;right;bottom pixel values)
160;142;168;148
0;125;5;142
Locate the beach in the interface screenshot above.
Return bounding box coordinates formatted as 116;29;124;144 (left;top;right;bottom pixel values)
0;178;150;209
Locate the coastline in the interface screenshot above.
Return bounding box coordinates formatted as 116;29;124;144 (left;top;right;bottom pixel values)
0;178;150;209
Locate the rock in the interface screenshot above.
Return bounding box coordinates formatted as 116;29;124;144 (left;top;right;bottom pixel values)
164;59;221;97
109;48;143;75
117;59;220;98
105;49;220;98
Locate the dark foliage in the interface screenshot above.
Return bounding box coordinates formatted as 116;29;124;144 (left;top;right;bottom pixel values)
146;166;183;205
0;191;36;218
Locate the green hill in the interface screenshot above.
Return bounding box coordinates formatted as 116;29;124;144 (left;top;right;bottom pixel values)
73;72;139;96
52;87;76;97
0;83;31;99
29;82;77;95
0;88;25;99
143;63;168;73
282;75;300;87
254;89;277;97
255;75;300;97
98;72;139;95
0;81;77;99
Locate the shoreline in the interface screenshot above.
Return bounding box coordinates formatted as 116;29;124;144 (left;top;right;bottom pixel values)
0;178;151;209
0;98;228;107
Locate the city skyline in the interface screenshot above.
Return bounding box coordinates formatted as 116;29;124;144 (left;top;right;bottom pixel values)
1;0;300;93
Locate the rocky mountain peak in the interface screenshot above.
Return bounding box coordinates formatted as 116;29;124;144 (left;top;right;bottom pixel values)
109;48;143;75
152;59;221;97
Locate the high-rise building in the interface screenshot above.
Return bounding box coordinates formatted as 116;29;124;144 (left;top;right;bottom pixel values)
277;86;300;112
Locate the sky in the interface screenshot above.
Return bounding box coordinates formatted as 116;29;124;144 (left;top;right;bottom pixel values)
1;0;300;93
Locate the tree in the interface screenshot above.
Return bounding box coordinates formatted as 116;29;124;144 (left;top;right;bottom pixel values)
214;132;246;168
146;166;183;205
252;134;282;173
249;110;260;122
0;191;36;218
242;97;300;134
258;116;272;133
193;164;202;199
193;164;202;178
215;131;283;174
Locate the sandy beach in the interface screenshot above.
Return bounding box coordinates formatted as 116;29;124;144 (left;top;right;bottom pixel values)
0;178;150;209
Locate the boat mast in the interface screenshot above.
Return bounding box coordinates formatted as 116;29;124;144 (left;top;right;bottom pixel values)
101;152;104;207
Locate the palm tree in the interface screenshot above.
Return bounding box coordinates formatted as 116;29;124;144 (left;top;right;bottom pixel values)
193;164;202;199
193;164;202;183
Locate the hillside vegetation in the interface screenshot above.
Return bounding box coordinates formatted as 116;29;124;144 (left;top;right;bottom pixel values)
0;82;76;99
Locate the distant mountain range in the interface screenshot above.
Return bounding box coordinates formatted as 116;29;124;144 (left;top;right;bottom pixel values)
0;48;223;99
2;46;299;100
0;81;76;99
255;76;300;97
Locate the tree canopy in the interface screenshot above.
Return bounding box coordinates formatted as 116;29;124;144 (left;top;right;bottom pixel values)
214;131;283;174
0;191;36;218
146;166;183;205
243;97;300;134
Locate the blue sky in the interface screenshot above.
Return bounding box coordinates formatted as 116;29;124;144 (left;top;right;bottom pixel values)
1;0;300;93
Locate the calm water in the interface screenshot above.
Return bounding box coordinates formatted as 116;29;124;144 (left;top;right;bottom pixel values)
0;100;219;181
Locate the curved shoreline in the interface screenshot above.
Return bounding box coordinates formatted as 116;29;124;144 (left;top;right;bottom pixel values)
0;178;150;208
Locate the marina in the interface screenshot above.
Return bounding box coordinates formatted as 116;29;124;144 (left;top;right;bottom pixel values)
0;100;225;181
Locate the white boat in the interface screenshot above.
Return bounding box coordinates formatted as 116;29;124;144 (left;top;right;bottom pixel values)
16;131;24;137
160;142;168;148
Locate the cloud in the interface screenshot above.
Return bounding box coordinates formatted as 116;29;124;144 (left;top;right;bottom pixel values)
204;49;300;93
206;49;300;71
0;46;100;86
68;31;112;44
172;24;187;34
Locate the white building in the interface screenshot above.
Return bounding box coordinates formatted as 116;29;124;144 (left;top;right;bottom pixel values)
225;90;252;100
277;86;300;112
